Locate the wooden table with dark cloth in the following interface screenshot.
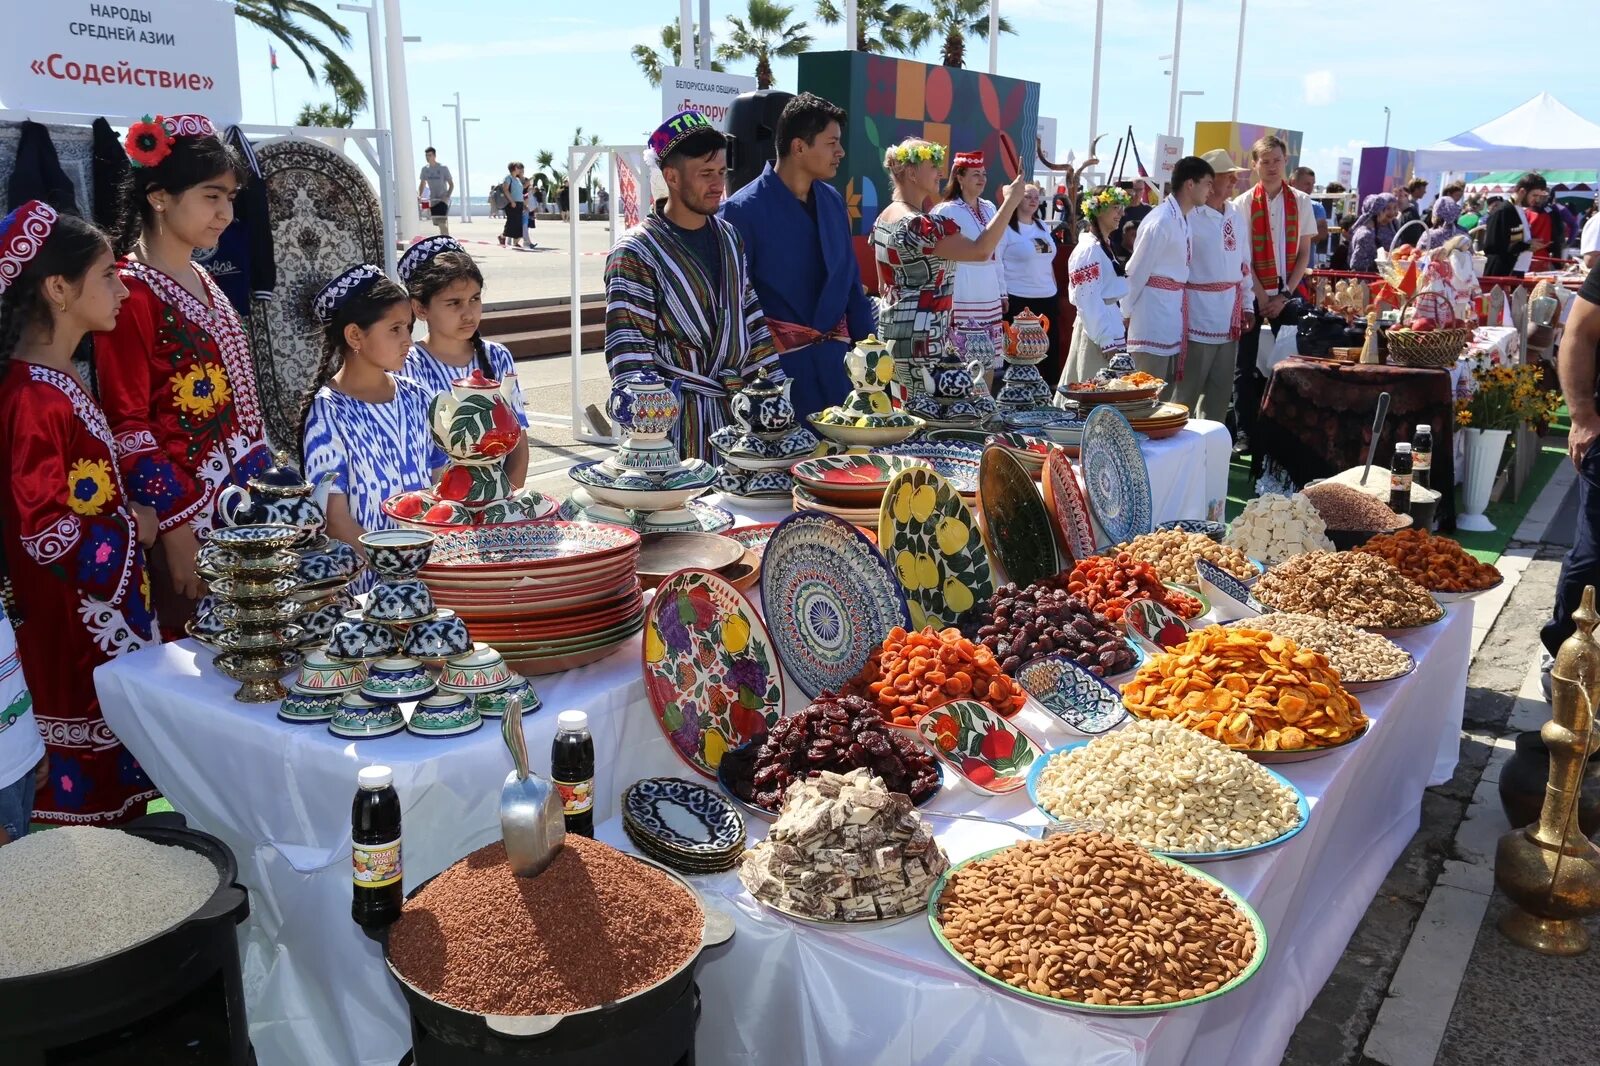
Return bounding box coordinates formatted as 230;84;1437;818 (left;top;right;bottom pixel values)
1253;356;1456;530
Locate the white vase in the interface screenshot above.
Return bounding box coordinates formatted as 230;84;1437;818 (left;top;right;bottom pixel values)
1457;428;1510;532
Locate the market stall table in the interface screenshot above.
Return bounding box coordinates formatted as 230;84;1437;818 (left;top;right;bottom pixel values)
96;587;1469;1066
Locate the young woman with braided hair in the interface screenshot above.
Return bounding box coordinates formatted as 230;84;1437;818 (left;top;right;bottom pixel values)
0;201;162;826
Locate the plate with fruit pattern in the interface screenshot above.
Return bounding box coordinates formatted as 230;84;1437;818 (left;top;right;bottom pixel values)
878;467;994;631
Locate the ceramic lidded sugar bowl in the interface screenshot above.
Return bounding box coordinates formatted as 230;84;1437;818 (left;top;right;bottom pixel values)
843;335;894;392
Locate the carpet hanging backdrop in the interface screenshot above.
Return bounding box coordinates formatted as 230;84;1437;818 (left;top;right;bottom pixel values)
798;51;1041;239
247;139;384;451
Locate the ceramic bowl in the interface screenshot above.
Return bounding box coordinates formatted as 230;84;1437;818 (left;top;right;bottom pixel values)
359;529;436;577
294;649;368;692
326;612;400;661
364;579;436;624
438;644;513;692
277;689;341;723
296;538;363;585
328;693;405;738
361;657;436;701
407;691;483;737
296;598;350;647
402;610;474;660
474;677;541;717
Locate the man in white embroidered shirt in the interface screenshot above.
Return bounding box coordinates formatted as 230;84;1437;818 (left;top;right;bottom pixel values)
1121;155;1213;385
1183;150;1253;422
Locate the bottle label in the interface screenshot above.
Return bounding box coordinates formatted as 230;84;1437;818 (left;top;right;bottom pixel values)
1391;473;1412;494
1414;453;1431;472
354;836;402;889
554;777;593;817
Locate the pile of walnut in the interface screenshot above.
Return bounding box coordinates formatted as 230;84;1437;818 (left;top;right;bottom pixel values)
739;768;948;923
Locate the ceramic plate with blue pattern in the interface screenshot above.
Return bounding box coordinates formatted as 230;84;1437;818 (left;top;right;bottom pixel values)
1081;405;1153;546
621;777;746;853
204;524;304;550
877;440;984;494
1156;518;1227;543
1196;559;1265;620
761;510;910;699
1014;653;1130;734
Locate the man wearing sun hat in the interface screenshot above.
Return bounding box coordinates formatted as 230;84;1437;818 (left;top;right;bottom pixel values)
603;109;781;461
1179;149;1254;422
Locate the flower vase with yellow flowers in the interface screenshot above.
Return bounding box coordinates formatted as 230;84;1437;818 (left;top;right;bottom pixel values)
1453;362;1562;530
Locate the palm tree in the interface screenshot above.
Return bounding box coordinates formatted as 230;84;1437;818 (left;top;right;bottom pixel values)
293;60;368;129
236;1;364;104
632;22;725;88
902;0;1014;69
717;1;813;90
814;0;917;55
294;102;348;129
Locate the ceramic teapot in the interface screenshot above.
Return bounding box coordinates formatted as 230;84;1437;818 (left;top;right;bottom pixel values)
955;320;999;368
919;350;985;400
728;371;795;436
429;369;524;461
606;370;681;440
217;470;333;532
1004;311;1051;363
843;335;894;392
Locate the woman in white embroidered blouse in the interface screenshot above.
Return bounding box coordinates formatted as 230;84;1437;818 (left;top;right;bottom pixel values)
1060;185;1132;389
931;150;1007;369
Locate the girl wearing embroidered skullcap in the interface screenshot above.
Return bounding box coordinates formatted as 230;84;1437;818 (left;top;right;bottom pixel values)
299;265;443;588
397;236;530;486
93;114;272;631
0;201;163;826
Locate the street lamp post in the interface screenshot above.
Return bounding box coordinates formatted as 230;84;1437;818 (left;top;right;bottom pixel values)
421;115;432;147
1165;0;1185;137
442;94;470;223
382;1;418;243
1088;0;1104;179
463;118;480;223
1231;0;1247;123
338;1;395;263
1383;106;1392;147
988;0;1000;74
1177;91;1204;140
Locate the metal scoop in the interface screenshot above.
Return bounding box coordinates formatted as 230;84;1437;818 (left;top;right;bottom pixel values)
499;700;566;877
921;812;1104;841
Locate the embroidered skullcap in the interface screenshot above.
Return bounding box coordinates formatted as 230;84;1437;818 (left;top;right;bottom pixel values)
313;264;387;325
0;200;58;296
953;151;985;170
644;109;717;170
398;236;465;283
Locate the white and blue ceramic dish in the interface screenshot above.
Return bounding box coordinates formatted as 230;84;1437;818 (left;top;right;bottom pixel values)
363;579;436;624
1014;653;1130;735
361;657;435;701
1156;518;1228;543
474;676;541;717
326;612;399;661
621;777;746;854
328;693;406;738
402;610;473;660
278;689;341;723
1196;559;1265;622
1080;405;1153;546
407;691;482;737
297;538;363;584
358;529;435;577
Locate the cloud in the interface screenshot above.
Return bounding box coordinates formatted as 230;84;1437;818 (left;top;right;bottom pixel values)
1303;70;1336;106
410;26;657;62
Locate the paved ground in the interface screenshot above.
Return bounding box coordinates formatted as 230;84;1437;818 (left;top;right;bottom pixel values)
412;215;612;305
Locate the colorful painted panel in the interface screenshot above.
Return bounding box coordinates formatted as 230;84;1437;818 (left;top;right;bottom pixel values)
1357;147;1418;202
1193;121;1304;174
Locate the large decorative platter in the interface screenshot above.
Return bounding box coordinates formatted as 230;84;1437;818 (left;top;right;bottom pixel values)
789;453;931;503
1014;653;1130;734
760;511;910;699
1025;741;1310;862
976;447;1059;590
621;777;746;854
926;845;1268;1014
642;568;785;779
1041;447;1098;564
1080;405;1153;546
877;467;994;631
421;520;639;570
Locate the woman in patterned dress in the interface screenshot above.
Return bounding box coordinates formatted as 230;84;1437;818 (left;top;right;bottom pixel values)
301;266;442;591
398;237;530;486
871;139;1025;396
94;115;273;631
931;150;1011;370
0;202;161;826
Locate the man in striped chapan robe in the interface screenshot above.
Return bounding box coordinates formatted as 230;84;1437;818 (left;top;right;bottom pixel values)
604;109;782;461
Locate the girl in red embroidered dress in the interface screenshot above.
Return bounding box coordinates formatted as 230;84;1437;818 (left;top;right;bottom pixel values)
0;202;161;826
94;115;271;631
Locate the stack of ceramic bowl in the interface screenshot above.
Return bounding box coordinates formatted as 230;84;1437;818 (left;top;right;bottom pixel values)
621;778;746;875
994;311;1056;415
198;525;305;703
290;537;362;646
809;336;925;447
382;369;559;531
1126;400;1191;440
902;348;998;430
434;645;541;717
419;521;644;675
790;453;937;529
710;372;830;507
279;650;366;724
563;370;730;534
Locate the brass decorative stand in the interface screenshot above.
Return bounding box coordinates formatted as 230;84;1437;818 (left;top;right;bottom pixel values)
1494;586;1600;954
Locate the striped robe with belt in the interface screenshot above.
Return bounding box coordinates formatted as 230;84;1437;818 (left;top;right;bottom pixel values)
604;210;782;461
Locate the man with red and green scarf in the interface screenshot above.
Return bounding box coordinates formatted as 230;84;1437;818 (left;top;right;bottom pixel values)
1230;135;1316;449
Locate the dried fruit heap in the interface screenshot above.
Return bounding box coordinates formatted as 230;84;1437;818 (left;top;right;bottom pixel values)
1356;528;1501;593
1062;554;1205;625
844;626;1028;727
967;580;1134;677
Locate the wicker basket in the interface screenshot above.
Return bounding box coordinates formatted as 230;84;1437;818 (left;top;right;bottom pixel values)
1385;327;1470;368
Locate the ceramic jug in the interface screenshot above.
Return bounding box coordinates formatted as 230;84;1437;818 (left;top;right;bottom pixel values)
429;369;524;461
606;370;681;440
843;335;894;392
1004;311;1051;363
728;372;795;436
217;471;333;531
955;320;999;368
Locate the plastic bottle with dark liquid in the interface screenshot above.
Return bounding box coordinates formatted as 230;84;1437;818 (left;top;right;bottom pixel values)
1389;442;1414;518
1413;424;1433;491
352;764;402;930
551;710;595;837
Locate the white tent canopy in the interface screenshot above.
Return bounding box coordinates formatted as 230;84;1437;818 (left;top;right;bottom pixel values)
1414;92;1600;172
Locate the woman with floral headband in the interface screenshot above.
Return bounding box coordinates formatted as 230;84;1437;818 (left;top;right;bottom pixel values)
1059;185;1132;386
931;150;1009;369
94;114;273;631
872;138;1025;396
0;202;161;826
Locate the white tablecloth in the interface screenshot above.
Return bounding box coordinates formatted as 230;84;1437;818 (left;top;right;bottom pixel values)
96;589;1469;1066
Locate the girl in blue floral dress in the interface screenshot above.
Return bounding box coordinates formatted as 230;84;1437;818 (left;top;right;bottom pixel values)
397;236;530;485
300;266;442;588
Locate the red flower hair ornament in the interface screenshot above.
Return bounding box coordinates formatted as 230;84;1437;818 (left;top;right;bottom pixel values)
124;115;175;169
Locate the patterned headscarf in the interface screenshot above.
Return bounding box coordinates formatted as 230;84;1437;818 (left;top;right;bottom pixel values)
1354;193;1397;234
1430;197;1463;229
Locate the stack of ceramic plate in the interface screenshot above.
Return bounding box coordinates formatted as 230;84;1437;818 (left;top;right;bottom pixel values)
418;521;644;675
621;777;746;875
790;453;932;527
1126;400;1191;440
985;431;1051;478
1058;381;1165;412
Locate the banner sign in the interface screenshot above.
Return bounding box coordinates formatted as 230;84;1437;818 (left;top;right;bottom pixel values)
0;0;241;123
661;66;758;131
1337;157;1354;186
1154;135;1184;182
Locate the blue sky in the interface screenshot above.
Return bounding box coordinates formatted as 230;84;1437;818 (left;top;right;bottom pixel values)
233;0;1600;196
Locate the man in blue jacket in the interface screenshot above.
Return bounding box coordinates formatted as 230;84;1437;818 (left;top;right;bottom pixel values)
721;92;877;417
